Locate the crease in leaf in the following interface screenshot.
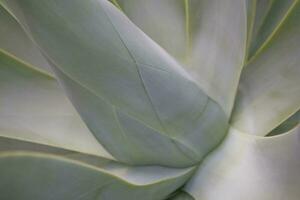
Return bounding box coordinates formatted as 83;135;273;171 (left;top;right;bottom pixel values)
247;0;297;61
0;0;299;199
231;0;300;136
0;136;195;200
0;4;52;74
117;0;248;116
0;48;114;160
4;0;229;167
184;0;191;61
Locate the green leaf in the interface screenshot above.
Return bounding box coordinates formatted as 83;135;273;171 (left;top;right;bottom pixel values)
114;0;248;115
0;5;52;74
0;137;195;200
231;1;300;136
267;109;300;136
0;49;114;160
111;0;186;63
247;0;296;60
2;0;228;167
245;0;257;53
184;126;300;200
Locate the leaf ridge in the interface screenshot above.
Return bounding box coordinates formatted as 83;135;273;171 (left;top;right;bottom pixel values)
112;106;133;162
247;0;298;64
100;1;170;136
169;139;199;163
245;0;257;60
45;55;199;163
115;108;199;162
42;50;172;133
254;0;274;37
184;0;191;62
111;0;123;11
0;48;53;79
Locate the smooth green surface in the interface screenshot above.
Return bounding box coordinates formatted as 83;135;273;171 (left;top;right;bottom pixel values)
115;0;247;116
2;0;228;167
0;49;114;159
247;0;296;60
231;1;300;136
0;137;195;200
0;5;52;73
0;0;299;199
113;0;186;63
184;126;300;200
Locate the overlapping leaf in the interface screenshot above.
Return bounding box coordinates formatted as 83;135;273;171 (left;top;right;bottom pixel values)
246;0;296;59
184;126;300;200
0;5;52;73
115;0;247;115
0;49;113;159
231;1;300;136
1;0;228;167
0;0;299;199
0;137;195;200
0;36;195;200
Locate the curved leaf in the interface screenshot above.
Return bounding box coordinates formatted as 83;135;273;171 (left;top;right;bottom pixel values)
184;126;300;200
245;0;256;53
247;0;296;59
114;0;247;115
0;49;113;159
112;0;186;63
0;137;195;200
231;1;300;136
2;0;228;167
0;5;52;74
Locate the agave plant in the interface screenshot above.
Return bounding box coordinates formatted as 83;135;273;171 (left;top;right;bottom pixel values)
0;0;299;199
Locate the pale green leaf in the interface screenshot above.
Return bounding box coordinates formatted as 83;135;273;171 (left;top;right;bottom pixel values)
0;49;114;160
0;5;52;74
247;0;296;59
112;0;186;63
2;0;228;167
245;0;257;52
184;126;300;200
231;1;300;136
0;137;195;200
114;0;247;115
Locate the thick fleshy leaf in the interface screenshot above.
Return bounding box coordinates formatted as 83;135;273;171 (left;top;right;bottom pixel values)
112;0;186;63
247;0;296;59
0;5;52;73
114;0;247;115
0;137;195;200
246;0;273;57
2;0;228;167
231;1;300;136
0;49;114;159
184;126;300;200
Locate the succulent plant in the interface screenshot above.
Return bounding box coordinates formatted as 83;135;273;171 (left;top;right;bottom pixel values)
0;0;299;199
